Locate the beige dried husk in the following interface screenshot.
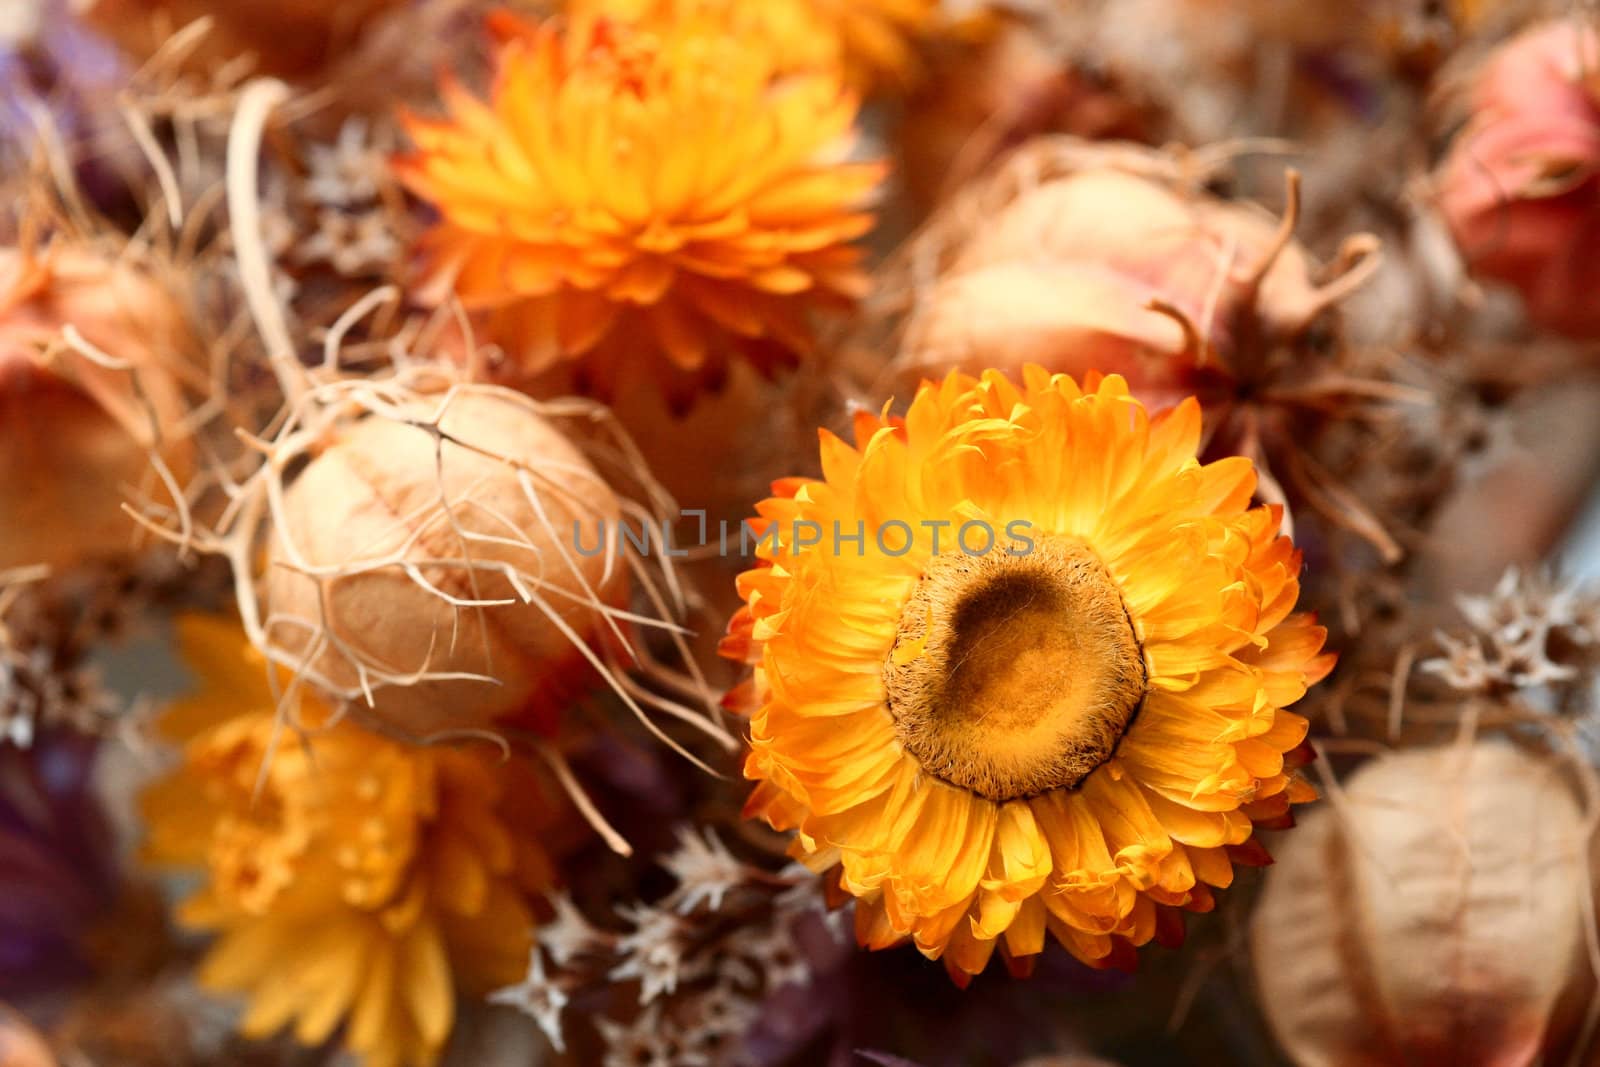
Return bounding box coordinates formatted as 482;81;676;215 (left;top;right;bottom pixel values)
0;245;195;573
263;387;628;740
1251;740;1595;1067
0;1006;55;1067
868;138;1380;400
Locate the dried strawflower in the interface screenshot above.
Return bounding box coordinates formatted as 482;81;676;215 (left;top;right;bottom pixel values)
567;0;942;90
1434;18;1600;339
722;369;1331;981
141;616;560;1067
1251;742;1590;1067
395;11;883;406
0;244;194;573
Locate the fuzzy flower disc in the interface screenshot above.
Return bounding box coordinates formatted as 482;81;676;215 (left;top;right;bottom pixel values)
395;12;884;404
142;618;558;1067
721;368;1333;980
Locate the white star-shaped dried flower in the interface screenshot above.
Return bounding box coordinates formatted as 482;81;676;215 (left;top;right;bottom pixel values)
489;948;569;1052
662;827;748;914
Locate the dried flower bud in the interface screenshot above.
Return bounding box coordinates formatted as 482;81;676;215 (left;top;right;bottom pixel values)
0;247;193;572
889;142;1378;399
899;259;1196;405
1251;742;1589;1067
1434;18;1600;338
952;167;1342;360
262;389;626;740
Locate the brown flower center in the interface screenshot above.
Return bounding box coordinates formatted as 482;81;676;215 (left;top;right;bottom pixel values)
883;537;1147;802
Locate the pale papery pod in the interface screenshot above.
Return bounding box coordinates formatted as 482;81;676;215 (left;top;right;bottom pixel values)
263;389;626;740
0;246;195;573
953;168;1348;355
1433;17;1600;338
898;259;1196;405
0;1007;54;1067
1251;741;1591;1067
885;139;1379;400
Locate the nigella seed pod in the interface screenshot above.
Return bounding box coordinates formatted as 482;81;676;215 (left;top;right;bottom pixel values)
0;246;194;573
0;1008;54;1067
262;388;627;741
1251;742;1590;1067
878;139;1380;407
895;14;1152;214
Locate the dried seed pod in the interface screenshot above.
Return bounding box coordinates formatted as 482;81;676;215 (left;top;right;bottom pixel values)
1251;741;1590;1067
947;164;1361;367
1434;18;1600;338
885;140;1379;396
898;259;1195;403
0;1008;54;1067
859;137;1412;562
262;389;627;740
0;247;194;572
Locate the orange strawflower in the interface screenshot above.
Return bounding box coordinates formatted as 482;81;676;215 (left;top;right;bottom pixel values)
567;0;942;89
722;369;1333;981
395;11;884;406
142;617;559;1067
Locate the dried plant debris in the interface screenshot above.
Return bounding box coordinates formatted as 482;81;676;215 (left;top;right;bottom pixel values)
492;826;845;1066
0;557;207;745
1422;567;1600;707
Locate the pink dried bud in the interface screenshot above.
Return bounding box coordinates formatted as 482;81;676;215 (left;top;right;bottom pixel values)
1435;18;1600;337
0;247;193;572
896;144;1378;397
899;259;1197;407
262;390;627;740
